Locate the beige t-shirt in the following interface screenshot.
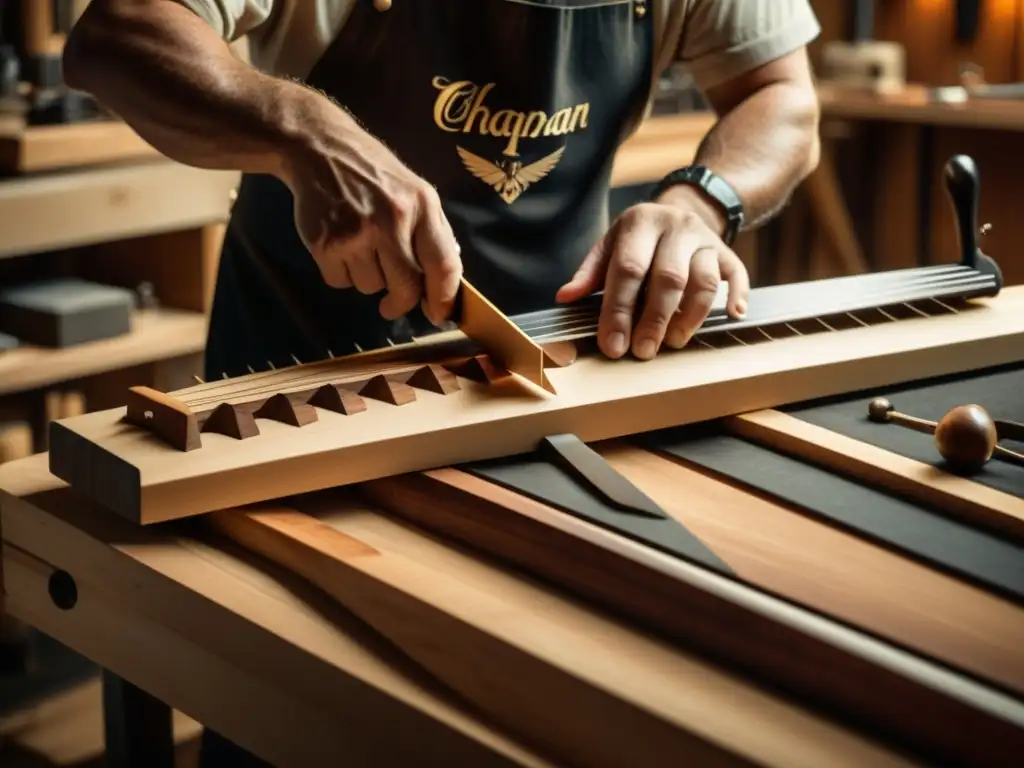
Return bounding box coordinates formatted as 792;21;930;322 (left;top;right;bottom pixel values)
175;0;819;98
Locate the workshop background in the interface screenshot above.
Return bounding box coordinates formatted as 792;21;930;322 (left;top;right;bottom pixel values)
0;0;1018;764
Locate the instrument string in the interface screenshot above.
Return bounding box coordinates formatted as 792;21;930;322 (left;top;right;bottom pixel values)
525;291;973;343
178;268;989;409
186;296;964;409
182;294;974;408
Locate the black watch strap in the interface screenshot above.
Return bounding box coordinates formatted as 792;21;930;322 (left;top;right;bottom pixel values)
650;165;745;245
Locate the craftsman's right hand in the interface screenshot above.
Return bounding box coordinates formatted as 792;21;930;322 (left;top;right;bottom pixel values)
285;128;463;326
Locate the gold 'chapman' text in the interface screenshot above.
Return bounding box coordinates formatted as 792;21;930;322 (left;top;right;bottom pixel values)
432;77;589;156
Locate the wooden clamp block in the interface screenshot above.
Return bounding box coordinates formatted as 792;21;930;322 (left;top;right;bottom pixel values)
405;364;461;395
253;393;318;427
123;386;201;451
359;375;417;406
308;385;367;415
201;403;260;440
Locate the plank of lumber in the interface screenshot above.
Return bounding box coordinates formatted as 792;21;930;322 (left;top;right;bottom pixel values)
0;160;238;260
0;122;160;174
360;466;1024;765
207;501;914;768
597;442;1024;695
48;289;1024;524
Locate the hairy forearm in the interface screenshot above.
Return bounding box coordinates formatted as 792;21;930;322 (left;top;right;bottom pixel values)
694;82;820;230
63;1;345;182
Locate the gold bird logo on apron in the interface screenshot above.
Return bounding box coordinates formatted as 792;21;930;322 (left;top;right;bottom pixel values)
456;145;565;204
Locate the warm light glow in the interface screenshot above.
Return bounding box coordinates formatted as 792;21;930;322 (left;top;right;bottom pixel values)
986;0;1018;21
911;0;1018;21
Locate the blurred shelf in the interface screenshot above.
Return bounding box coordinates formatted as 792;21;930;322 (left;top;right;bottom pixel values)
0;121;161;174
0;159;239;260
817;83;1024;131
613;86;1024;193
612;111;715;187
0;307;207;395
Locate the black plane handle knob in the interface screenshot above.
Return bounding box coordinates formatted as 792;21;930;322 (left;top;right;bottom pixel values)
943;154;1004;287
944;154;981;268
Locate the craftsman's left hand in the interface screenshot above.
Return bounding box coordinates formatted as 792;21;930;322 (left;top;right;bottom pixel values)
556;191;750;360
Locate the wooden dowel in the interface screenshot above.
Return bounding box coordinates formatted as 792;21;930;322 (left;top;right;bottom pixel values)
884;412;938;436
22;0;65;57
996;418;1024;443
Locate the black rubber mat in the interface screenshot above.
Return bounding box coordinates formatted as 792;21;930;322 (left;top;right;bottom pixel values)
645;425;1024;604
787;363;1024;498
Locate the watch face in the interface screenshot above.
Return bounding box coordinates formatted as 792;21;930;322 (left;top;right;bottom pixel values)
707;176;743;215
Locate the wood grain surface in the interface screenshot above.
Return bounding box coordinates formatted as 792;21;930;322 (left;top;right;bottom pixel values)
49;288;1024;524
362;461;1024;765
0;454;913;768
600;442;1024;695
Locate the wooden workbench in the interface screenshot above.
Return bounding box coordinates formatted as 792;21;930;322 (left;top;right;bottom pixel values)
1;286;1022;765
4;439;1020;766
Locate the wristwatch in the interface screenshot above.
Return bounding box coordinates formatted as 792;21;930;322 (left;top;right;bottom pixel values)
650;165;745;246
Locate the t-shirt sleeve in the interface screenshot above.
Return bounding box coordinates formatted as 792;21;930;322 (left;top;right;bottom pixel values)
677;0;821;92
171;0;275;41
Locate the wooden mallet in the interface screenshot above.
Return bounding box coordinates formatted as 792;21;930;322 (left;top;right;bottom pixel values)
868;397;1024;473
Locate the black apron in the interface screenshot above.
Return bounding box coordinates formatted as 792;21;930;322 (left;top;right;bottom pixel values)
203;0;654;380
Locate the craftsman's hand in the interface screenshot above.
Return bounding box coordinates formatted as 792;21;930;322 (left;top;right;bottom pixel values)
285;119;462;325
556;188;750;359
